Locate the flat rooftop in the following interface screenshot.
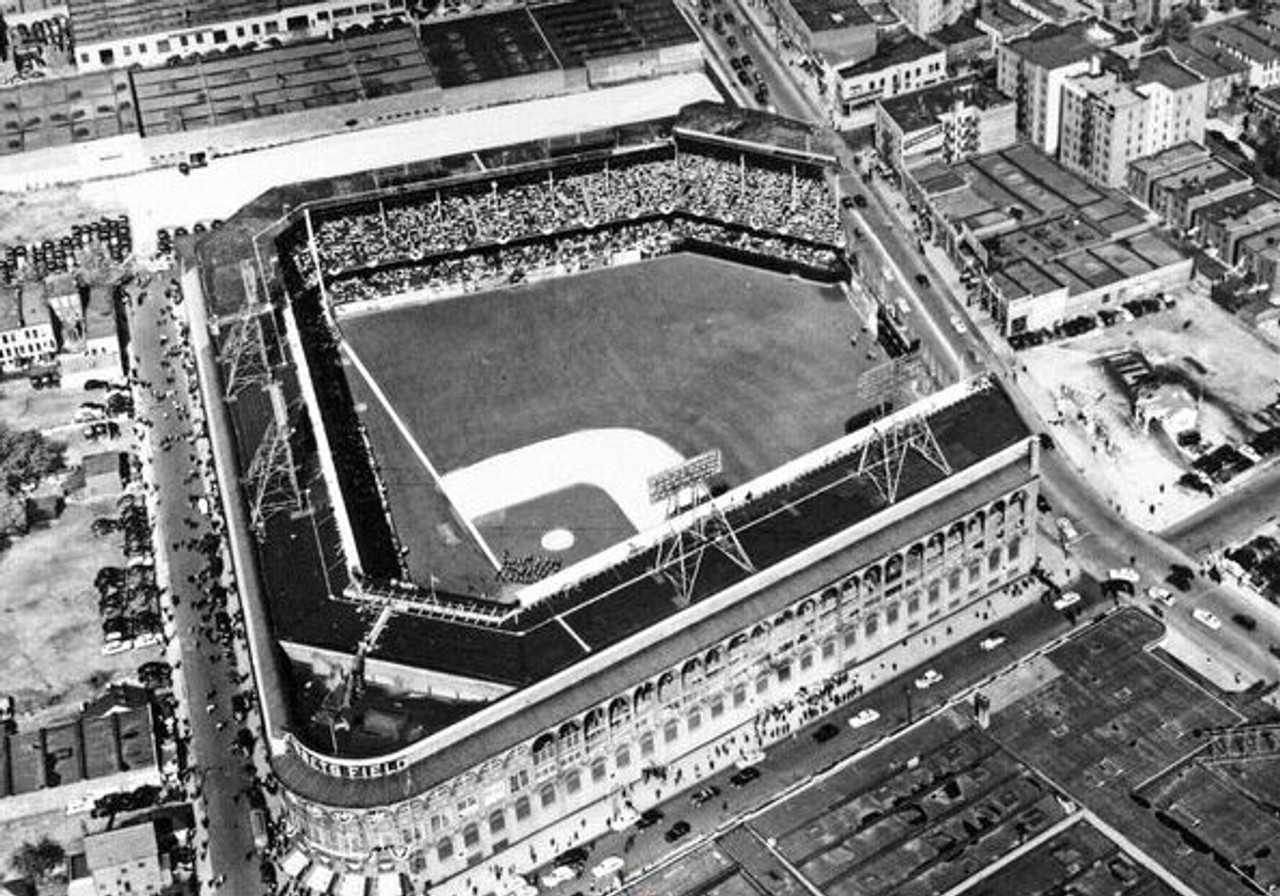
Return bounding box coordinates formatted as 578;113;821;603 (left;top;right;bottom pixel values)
132;27;438;136
529;0;697;67
1168;39;1250;80
1152;159;1248;201
67;0;312;44
788;0;874;32
879;75;1011;135
1136;49;1204;90
1194;187;1279;229
1005;19;1134;68
1129;140;1208;179
419;9;559;88
0;69;137;155
839;31;939;77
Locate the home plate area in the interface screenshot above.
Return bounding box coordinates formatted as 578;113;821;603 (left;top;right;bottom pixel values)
439;427;683;581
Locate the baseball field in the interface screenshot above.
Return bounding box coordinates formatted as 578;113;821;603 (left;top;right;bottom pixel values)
339;253;884;590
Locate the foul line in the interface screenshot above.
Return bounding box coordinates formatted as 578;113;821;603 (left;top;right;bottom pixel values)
339;339;501;570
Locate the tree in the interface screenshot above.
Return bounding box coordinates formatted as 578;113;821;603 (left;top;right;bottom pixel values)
0;425;65;496
10;836;65;887
1162;8;1192;42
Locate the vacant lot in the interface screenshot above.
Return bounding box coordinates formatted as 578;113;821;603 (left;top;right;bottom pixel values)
0;501;159;728
1020;289;1280;529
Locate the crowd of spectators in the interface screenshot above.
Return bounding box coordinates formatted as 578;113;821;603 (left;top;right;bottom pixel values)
325;215;842;306
292;146;841;300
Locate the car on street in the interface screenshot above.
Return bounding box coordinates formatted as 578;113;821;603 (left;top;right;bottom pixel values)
948;313;967;333
690;785;721;807
914;272;929;287
1192;607;1221;630
665;821;692;843
979;634;1007;651
1108;568;1140;584
553;848;590;869
813;722;840;742
848;708;880;729
914;669;943;689
1052;591;1081;611
1037;494;1052;513
727;34;738;48
592;857;625;879
540;866;576;888
730;766;761;787
1147;586;1175;606
635;808;664;830
1168;563;1195;591
1232;613;1258;631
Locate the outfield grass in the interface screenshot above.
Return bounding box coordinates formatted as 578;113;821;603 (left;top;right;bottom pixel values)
341;254;881;587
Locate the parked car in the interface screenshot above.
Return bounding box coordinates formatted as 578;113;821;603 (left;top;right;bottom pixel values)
1192;607;1221;630
812;722;840;742
635;808;664;830
690;785;720;807
665;821;692;843
553;847;590;869
1232;613;1257;631
729;767;760;787
848;708;880;729
1108;568;1140;584
914;669;944;689
1052;591;1081;611
979;634;1007;651
1146;586;1175;607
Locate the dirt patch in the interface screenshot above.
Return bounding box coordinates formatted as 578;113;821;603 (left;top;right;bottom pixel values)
0;502;160;728
0;185;119;245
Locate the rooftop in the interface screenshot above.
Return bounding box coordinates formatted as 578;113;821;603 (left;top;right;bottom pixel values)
1167;39;1249;80
839;31;941;77
1194;187;1279;229
1196;24;1280;66
1069;70;1144;109
1128;140;1209;178
1151;159;1248;202
788;0;874;32
1005;19;1136;69
133;27;438;136
1135;49;1204;91
932;10;984;45
528;0;697;67
977;0;1037;37
879;75;1013;134
67;0;312;45
0;69;136;156
84;823;158;870
419;9;558;88
1238;221;1280;256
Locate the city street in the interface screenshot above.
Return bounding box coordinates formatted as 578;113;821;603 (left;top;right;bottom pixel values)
126;270;261;894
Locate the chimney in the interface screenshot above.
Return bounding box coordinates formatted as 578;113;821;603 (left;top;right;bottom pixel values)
1089;54;1101;76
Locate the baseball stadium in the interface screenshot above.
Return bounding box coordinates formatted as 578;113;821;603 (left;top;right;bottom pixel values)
187;104;1044;896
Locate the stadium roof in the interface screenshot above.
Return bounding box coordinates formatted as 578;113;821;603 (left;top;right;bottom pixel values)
269;381;1034;806
132;27;437;136
529;0;697;67
68;0;313;45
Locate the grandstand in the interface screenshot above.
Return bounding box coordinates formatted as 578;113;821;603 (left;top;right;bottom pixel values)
193;106;1042;896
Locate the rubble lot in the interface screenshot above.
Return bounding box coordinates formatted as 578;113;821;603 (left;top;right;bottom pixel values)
1019;289;1280;531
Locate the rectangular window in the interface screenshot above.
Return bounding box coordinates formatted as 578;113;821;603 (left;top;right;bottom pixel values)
822;639;836;659
968;560;982;583
265;21;279;34
928;583;940;605
885;603;899;626
213;29;227;43
865;615;878;637
843;628;857;648
907;596;920;615
157;39;170;53
733;685;747;707
664;721;679;743
710;698;724;719
949;570;962;592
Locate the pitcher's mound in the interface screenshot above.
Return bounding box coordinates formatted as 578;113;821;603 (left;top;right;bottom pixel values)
541;529;575;552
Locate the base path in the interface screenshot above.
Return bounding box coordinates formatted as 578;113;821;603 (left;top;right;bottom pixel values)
441;428;682;534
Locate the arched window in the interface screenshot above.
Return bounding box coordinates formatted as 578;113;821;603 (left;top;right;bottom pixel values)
633;682;654;713
615;745;631;769
727;633;748;662
558;721;581;753
539;784;557;809
462;823;480;850
906;543;925;573
515;797;531;821
820;588;839;616
864;565;882;588
639;733;655;757
583;708;604;746
681;657;703;688
489;810;505;836
437;836;454;862
705;646;723;676
841;574;859;595
532;733;556;768
564;770;581;794
885;554;903;582
609;696;631;729
591;758;608;783
657;671;677;703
